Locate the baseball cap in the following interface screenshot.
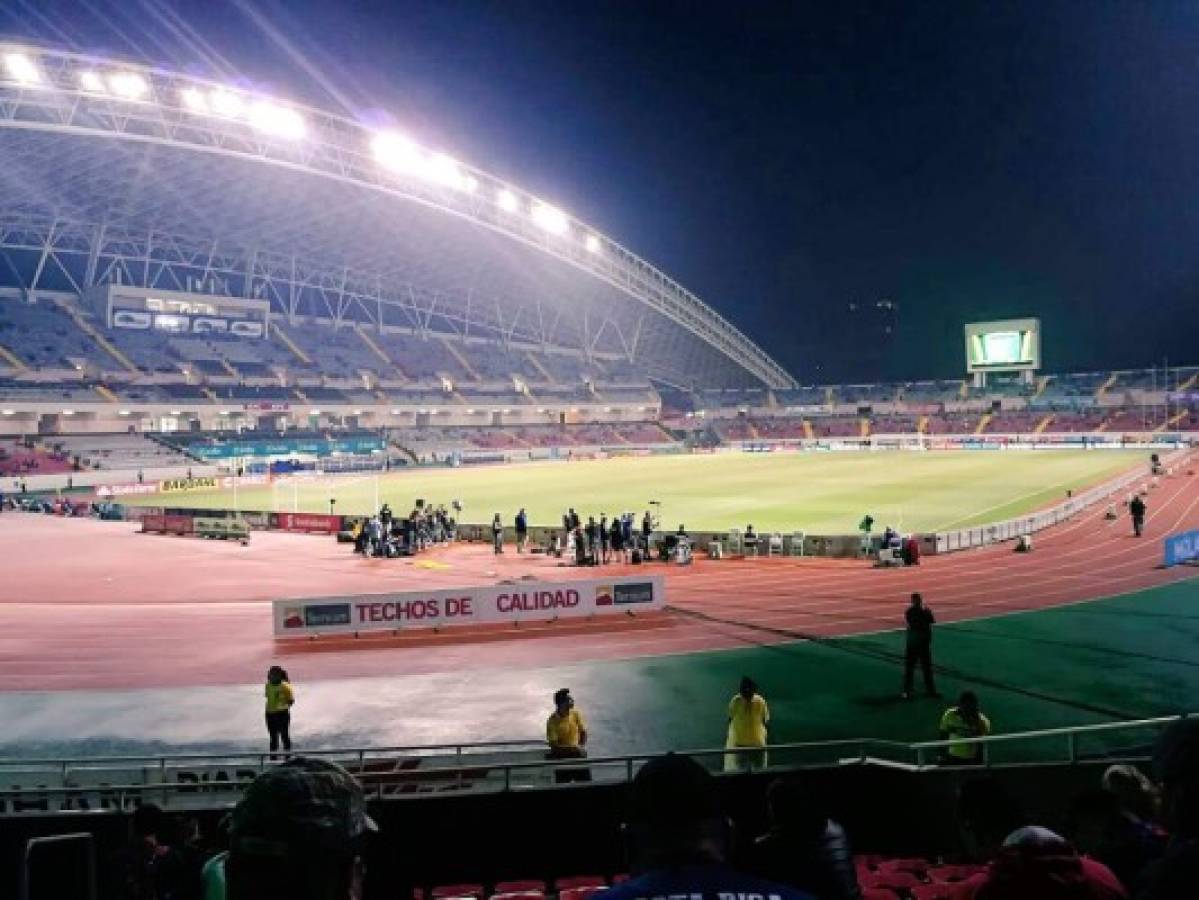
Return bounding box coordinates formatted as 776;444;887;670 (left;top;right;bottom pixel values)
230;757;377;859
627;753;721;828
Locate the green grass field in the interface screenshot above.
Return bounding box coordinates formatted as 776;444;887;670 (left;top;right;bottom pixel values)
130;449;1147;532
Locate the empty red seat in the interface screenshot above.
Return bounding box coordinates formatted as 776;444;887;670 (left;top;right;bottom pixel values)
558;886;608;900
554;877;606;891
432;885;485;899
928;864;984;883
493;882;546;895
489;892;544;900
863;871;926;890
908;885;957;900
861;889;899;900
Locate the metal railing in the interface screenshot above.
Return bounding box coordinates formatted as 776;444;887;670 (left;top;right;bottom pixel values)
0;714;1188;817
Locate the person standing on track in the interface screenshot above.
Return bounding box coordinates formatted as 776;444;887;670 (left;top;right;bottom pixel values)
902;592;940;700
264;666;295;758
491;512;504;554
1130;494;1147;537
515;507;528;553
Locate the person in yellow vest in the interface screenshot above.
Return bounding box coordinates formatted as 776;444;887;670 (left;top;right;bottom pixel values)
546;688;590;783
264;666;295;758
938;691;991;765
726;676;770;771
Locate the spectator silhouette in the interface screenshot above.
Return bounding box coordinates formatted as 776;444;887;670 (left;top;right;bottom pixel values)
1137;718;1199;899
954;825;1126;898
748;776;861;899
603;753;817;900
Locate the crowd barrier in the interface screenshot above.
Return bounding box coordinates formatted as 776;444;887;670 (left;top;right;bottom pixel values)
0;713;1187;817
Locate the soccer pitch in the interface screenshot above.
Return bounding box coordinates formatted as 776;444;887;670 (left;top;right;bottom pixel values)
129;449;1147;533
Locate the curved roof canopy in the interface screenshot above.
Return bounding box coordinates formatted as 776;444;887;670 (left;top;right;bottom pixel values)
0;44;797;389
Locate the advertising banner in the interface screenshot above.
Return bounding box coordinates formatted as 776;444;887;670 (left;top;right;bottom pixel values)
273;574;665;637
1164;530;1199;568
274;512;343;533
95;482;160;497
159;476;218;493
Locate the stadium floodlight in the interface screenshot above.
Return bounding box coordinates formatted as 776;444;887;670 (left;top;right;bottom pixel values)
169;409;182;416
107;71;149;100
210;89;246;119
310;408;321;415
4;52;40;85
462;175;479;194
497;189;518;212
79;71;105;92
180;86;209;113
249;99;306;140
371;131;422;174
1;409;14;416
61;409;75;416
531;202;568;235
585;234;602;254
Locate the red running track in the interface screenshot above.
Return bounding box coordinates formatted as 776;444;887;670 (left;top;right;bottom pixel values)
1;466;1197;692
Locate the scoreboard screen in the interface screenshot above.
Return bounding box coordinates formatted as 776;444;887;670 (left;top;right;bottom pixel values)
964;318;1040;373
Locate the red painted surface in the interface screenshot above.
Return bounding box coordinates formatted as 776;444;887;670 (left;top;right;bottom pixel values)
1;469;1196;692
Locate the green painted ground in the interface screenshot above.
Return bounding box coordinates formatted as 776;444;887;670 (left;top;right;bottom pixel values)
131;449;1146;533
561;578;1199;764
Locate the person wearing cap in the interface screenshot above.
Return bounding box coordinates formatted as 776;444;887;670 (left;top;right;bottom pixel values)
546;688;589;783
1137;718;1199;899
954;825;1126;898
220;756;377;900
603;753;817;900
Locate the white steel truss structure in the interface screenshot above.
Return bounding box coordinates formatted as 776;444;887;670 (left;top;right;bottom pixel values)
0;44;796;389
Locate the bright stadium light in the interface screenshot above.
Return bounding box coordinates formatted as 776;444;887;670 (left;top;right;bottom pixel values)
371;131;422;174
497;189;518;212
4;52;40;85
79;71;104;92
180;86;209;113
531;202;568;235
585;234;602;254
249;99;306;139
210;89;246;119
1;409;14;416
108;71;148;100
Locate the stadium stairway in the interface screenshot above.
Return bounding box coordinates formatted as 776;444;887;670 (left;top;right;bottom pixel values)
824;385;836;404
1033;374;1050;399
292;387;308;401
1095;372;1118;399
440;337;480;380
219;357;239;378
0;341;27;371
958;380;970;399
525;352;557;385
802;418;815;439
53;300;140;374
859;417;870;438
973;412;992;434
1157;410;1189;432
201;386;219;402
357;327;404;379
92;384;119;403
917;415;929;434
271;324;312;365
1034;414;1054;433
1179;371;1198;392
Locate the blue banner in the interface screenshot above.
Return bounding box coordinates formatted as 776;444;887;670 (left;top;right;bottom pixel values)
1164;530;1199;567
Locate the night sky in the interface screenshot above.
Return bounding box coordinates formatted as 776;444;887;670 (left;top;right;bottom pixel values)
4;1;1197;383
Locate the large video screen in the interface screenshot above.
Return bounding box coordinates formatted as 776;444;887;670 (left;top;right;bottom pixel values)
964;319;1040;372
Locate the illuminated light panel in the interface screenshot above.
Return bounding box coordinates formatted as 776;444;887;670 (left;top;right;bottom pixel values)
531;202;568;235
4;52;40;84
585;234;602;254
497;189;518;212
107;71;148;100
210;89;246;119
180;86;208;113
79;71;104;92
249;99;306;139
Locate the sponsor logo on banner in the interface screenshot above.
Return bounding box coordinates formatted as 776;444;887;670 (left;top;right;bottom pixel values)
159;476;218;493
595;585;614;607
304;604;351;628
95;482;160;497
276;512;342;533
1164;530;1199;568
613;582;655;605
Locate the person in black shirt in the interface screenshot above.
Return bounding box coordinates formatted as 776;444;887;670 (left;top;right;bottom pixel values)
1130;495;1146;537
902;592;940;700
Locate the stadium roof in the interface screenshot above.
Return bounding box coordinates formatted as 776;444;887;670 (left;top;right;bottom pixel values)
0;44;797;390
